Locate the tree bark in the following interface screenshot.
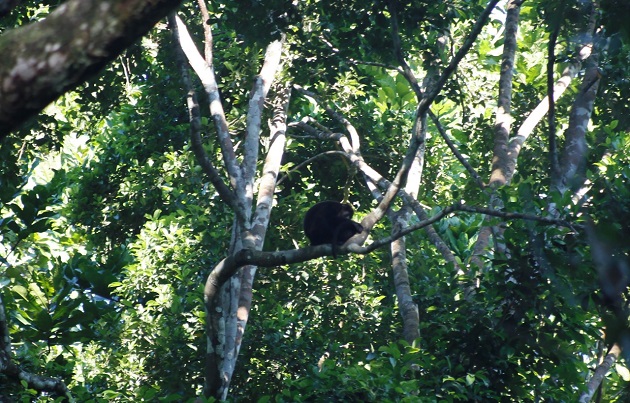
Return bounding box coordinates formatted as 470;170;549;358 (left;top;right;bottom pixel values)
488;0;520;188
470;0;521;270
0;0;183;138
579;343;621;403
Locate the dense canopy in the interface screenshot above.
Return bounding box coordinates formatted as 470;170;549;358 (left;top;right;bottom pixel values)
1;0;630;401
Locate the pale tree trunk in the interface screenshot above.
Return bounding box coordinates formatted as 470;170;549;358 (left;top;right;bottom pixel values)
371;1;500;342
387;0;503;343
386;0;426;344
216;85;289;401
169;10;285;398
552;51;600;196
390;120;425;343
216;39;285;401
470;0;521;270
178;0;500;396
383;0;501;342
579;343;621;403
464;1;615;396
360;0;499;342
470;0;598;267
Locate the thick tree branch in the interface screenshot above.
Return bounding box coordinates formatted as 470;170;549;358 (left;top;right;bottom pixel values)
168;14;241;217
489;0;521;188
0;0;183;138
172;14;244;206
470;0;522;269
508;37;596;181
195;0;213;63
547;19;561;182
554;46;600;194
579;344;621;403
243;39;284;203
204;202;577;303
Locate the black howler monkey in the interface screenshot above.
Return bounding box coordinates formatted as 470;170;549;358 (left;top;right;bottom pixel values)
303;201;363;257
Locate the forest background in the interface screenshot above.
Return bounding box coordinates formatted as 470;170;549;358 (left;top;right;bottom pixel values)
1;0;630;401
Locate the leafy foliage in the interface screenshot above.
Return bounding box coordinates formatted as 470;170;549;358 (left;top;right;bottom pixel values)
2;0;630;401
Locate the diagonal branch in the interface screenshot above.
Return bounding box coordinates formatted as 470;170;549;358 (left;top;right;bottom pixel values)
429;109;486;189
387;0;422;96
276;150;349;186
253;82;291;241
0;0;184;138
417;0;502;116
195;0;213;63
579;344;621;403
373;0;501;230
169;14;240;216
507;40;595;181
171;14;243;201
204;202;578;305
243;39;284;203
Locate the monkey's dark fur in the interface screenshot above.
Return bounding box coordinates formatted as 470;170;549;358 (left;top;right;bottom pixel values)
304;201;363;256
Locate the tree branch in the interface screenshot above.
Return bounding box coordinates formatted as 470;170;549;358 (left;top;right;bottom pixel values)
171;14;244;205
204;202;578;303
0;0;183;138
579;344;621;403
508;38;595;181
276;150;349;186
547;17;561;182
417;0;501;116
489;0;521;188
429;109;486;189
243;38;284;203
168;14;241;217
